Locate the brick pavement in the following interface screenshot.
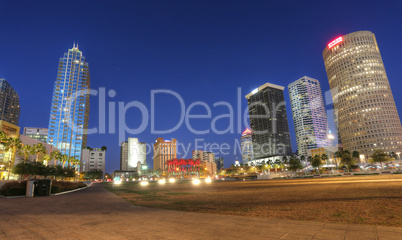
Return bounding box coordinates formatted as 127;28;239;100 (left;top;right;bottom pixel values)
0;183;400;240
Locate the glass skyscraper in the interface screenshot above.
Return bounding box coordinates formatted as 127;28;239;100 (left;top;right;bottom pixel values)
241;128;254;164
0;78;20;125
245;83;292;161
47;44;90;165
288;76;331;156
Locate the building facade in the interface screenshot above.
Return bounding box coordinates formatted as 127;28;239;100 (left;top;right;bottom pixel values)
47;44;90;166
0;78;20;125
17;135;58;165
23;127;48;143
288;76;332;156
241;128;254;164
0;121;20;180
215;157;224;171
323;31;402;157
120;138;147;171
153;138;177;171
245;83;292;160
81;148;106;176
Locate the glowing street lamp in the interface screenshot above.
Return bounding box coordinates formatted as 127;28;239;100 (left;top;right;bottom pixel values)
205;177;212;183
192;179;200;185
140;181;149;186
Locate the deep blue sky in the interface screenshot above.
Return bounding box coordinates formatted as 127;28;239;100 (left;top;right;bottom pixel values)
1;1;402;173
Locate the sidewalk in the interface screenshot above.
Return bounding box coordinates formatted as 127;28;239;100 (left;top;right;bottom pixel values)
0;183;400;240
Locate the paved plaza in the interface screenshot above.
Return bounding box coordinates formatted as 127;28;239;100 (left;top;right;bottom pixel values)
0;183;400;240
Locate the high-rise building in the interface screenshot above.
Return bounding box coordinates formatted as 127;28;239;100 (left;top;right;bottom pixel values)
245;83;292;162
0;78;20;125
288;76;332;156
120;141;129;171
153;138;176;170
47;44;90;166
241;128;254;164
215;157;224;171
80;148;106;177
323;31;402;156
23;127;48;143
192;150;215;162
120;138;147;171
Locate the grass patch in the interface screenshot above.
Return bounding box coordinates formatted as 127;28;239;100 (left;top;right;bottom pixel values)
103;175;402;227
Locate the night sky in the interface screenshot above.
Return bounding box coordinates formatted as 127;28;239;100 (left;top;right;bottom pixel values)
1;1;402;174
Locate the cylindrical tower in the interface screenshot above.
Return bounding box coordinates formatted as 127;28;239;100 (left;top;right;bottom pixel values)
323;30;402;157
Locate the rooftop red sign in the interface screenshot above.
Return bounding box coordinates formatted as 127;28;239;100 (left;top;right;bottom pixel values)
328;36;343;49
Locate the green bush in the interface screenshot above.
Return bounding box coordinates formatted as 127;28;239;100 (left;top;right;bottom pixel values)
51;186;62;193
2;187;26;196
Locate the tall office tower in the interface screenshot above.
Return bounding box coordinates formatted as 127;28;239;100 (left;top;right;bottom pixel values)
288;76;332;156
47;44;90;165
23;127;48;143
323;31;402;156
153;138;177;170
215;157;224;171
245;83;292;161
127;138;147;171
241;128;254;164
0;78;20;125
120;141;129;171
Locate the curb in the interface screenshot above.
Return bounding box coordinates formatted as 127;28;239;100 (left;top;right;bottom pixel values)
51;183;91;196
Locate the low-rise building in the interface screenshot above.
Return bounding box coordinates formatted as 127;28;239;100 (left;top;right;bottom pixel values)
23;127;48;143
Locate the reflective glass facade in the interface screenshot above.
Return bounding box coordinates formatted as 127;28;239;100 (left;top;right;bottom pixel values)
47;45;90;166
288;76;331;156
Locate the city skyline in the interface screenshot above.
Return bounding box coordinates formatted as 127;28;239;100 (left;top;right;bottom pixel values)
1;1;402;173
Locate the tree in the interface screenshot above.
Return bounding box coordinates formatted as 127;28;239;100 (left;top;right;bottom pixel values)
42;154;52;166
307;156;313;164
352;151;360;163
321;154;328;164
340;151;355;172
371;150;391;169
300;155;306;163
32;143;47;162
100;146;107;151
60;154;69;168
334;151;342;169
288;157;303;173
18;144;33;162
311;155;322;171
85;146;93;150
12;161;35;179
282;156;288;165
3;137;22;180
51;151;62;166
273;159;281;173
84;169;103;180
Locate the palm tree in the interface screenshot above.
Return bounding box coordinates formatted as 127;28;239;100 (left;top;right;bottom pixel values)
0;131;7;143
321;154;328;164
3;137;22;180
60;154;69;168
274;159;281;174
266;160;273;174
68;156;76;168
32;143;46;162
18;144;33;163
334;151;342;169
307;156;313;164
42;154;52;166
51;151;62;166
352;151;360;163
300;155;306;163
